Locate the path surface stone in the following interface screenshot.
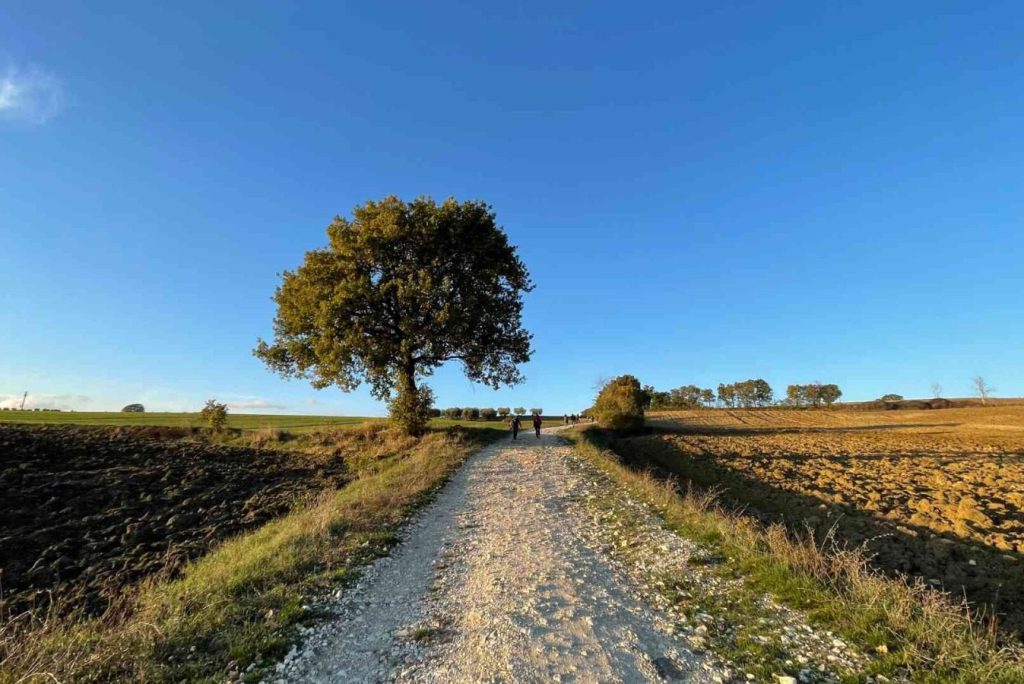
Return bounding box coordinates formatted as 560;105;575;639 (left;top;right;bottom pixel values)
275;429;864;683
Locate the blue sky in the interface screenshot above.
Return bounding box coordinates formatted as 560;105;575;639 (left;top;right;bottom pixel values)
2;1;1022;414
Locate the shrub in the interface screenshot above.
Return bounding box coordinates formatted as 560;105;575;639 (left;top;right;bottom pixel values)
200;400;228;432
593;375;645;431
879;393;903;402
388;384;435;435
121;403;145;413
442;407;461;419
497;407;510;418
460;407;479;421
480;408;498;420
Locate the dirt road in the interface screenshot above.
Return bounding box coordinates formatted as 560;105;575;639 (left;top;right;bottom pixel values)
273;430;862;683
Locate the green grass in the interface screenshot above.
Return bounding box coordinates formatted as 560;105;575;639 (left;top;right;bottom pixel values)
0;424;504;683
0;410;565;432
0;410;370;431
561;425;1024;683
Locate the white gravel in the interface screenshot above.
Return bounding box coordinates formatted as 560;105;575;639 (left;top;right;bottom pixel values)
269;429;869;683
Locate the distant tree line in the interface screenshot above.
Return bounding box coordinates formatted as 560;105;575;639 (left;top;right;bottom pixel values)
644;384;715;409
784;383;842;407
640;379;843;409
718;379;774;408
0;407;63;412
438;406;543;420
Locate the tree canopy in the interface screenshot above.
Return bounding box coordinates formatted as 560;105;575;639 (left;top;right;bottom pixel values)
786;383;843;408
254;196;534;434
593;375;646;431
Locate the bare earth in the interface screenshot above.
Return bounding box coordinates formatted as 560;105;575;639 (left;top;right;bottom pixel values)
272;430;862;683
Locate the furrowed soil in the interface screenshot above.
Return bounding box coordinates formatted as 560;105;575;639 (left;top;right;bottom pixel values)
0;425;348;618
633;407;1024;636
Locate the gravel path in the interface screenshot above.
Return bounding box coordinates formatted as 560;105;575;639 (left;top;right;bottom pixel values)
272;430;867;683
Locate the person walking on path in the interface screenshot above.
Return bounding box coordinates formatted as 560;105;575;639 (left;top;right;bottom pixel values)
510;414;521;440
532;413;543;439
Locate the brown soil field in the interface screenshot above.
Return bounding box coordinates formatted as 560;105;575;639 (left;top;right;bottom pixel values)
626;407;1024;635
0;425;349;618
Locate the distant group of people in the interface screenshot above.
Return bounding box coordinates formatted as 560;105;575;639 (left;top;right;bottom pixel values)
508;412;592;441
509;412;543;440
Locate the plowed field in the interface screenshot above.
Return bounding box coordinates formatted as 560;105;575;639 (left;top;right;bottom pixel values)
0;425;349;618
624;406;1024;634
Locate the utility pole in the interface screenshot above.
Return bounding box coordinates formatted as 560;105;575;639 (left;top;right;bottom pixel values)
20;391;27;410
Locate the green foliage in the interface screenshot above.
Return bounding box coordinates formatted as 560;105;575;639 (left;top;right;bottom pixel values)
442;407;461;419
497;407;510;418
121;403;145;413
592;375;645;431
649;384;716;409
480;407;497;420
513;406;525;416
818;383;842;407
529;407;543;416
460;407;479;421
253;195;533;435
640;384;656;409
716;379;773;408
786;383;843;408
200;400;228;432
879;393;903;402
387;384;435;435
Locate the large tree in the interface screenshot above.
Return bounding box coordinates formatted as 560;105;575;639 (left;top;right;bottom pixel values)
254;196;534;434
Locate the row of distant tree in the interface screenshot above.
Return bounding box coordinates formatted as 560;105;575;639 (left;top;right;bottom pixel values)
642;379;843;409
0;407;63;412
436;407;543;420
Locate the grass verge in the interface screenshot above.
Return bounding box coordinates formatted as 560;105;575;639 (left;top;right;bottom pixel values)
562;426;1024;683
1;425;502;683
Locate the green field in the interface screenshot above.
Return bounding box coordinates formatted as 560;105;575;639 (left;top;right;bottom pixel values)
0;410;565;432
0;411;371;431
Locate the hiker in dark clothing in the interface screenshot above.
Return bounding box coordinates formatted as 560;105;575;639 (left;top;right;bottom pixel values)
533;413;543;439
510;414;521;440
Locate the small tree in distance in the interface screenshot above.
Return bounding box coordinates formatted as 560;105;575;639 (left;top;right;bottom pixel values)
200;400;228;433
879;394;903;402
497;407;510;418
121;403;145;413
514;406;526;416
443;407;461;419
480;407;498;420
972;376;995;404
530;408;543;416
931;383;943;398
818;384;842;407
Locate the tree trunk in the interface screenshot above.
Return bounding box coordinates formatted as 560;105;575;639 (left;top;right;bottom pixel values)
391;359;427;436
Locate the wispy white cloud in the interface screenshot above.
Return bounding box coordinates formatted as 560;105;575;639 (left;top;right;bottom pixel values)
226;398;287;410
0;64;65;124
305;397;319;406
0;393;92;410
